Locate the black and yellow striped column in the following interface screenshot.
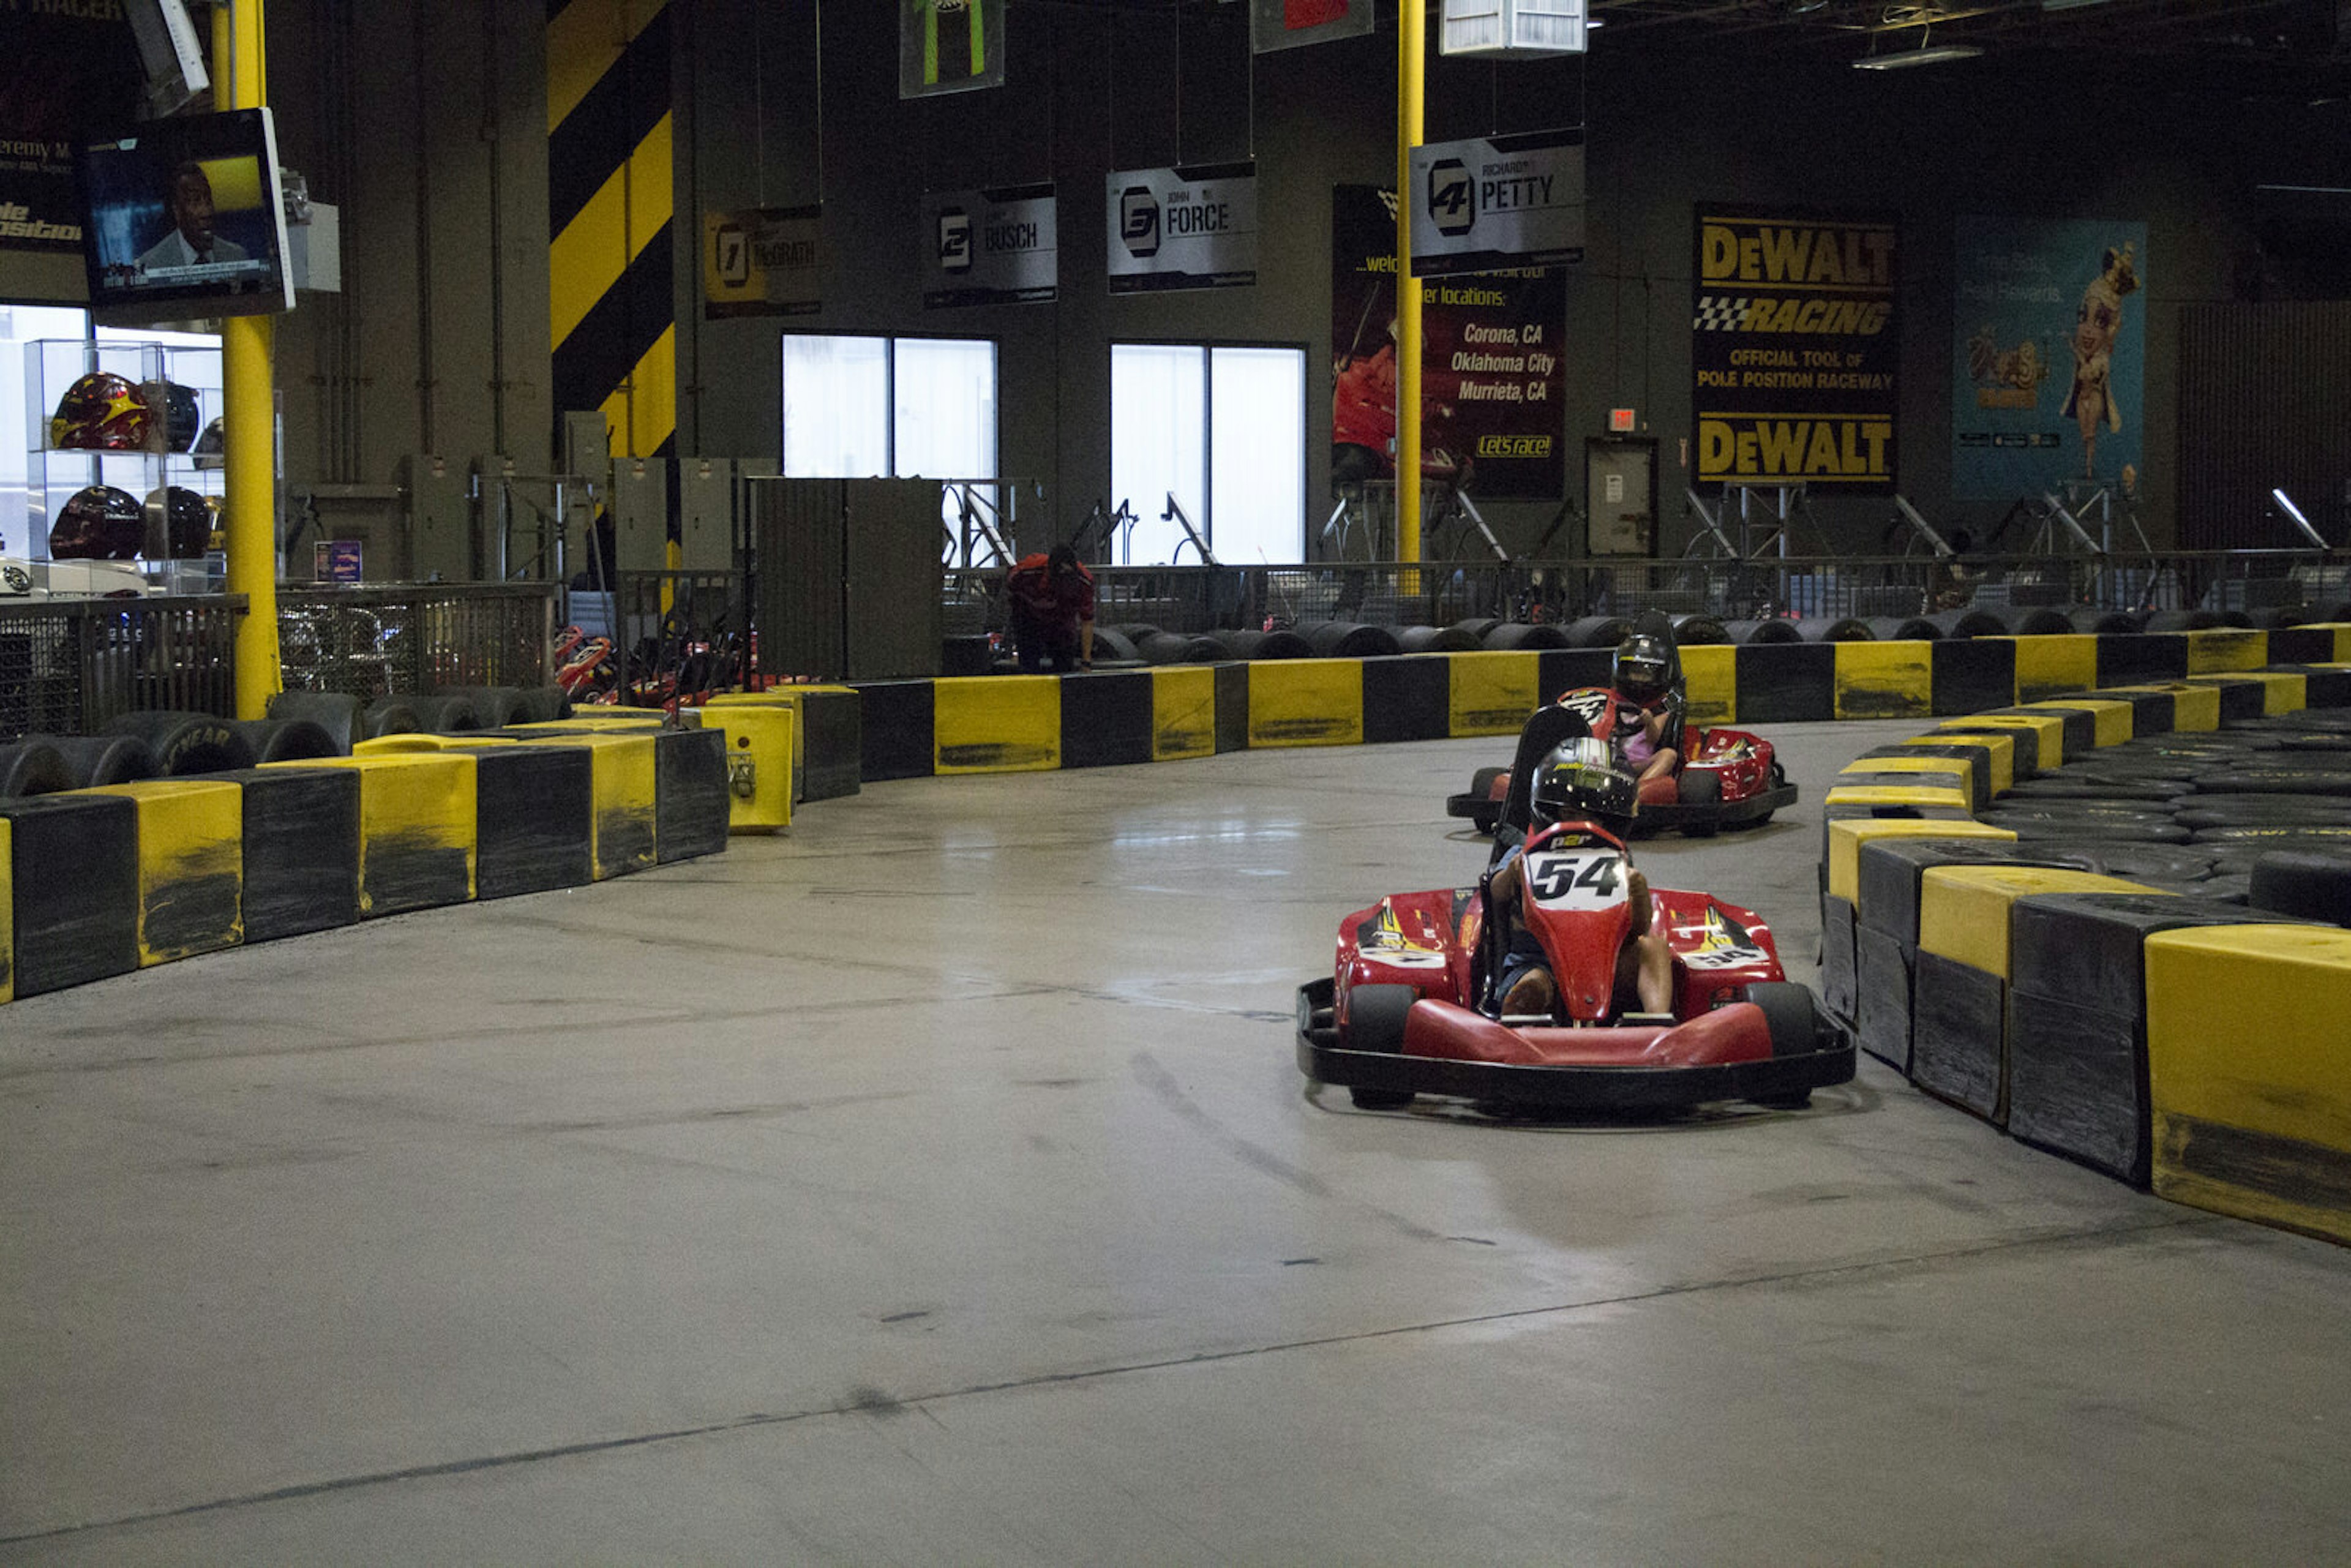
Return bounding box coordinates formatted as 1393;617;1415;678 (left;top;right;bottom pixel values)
549;0;677;462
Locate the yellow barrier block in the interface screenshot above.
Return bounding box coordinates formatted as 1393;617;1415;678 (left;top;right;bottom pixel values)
0;818;12;1004
510;712;687;731
1843;754;1973;791
1248;659;1363;748
1919;865;2157;979
1150;667;1215;761
1943;712;2065;771
708;689;839;800
2100;683;2221;733
1681;644;1735;726
696;705;793;832
2147;925;2351;1245
1900;731;2013;795
1833;641;1933;721
1826;818;2017;905
2007;635;2100;702
83;780;244;966
932;675;1061;774
2188;670;2306;716
502;732;658;878
2184;628;2268;674
263;754;477;915
1447;651;1541;737
1823;784;1973;813
356;734;520;755
2025;697;2132;747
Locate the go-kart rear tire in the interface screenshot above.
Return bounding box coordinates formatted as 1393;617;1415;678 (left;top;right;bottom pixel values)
1742;981;1822;1060
1469;765;1505;800
1677;768;1723;835
1344;984;1419;1110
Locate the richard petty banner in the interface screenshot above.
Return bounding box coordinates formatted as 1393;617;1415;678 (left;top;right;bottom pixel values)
1107;163;1256;294
1333;185;1564;500
1408;129;1585;279
1692;209;1899;494
922;183;1056;309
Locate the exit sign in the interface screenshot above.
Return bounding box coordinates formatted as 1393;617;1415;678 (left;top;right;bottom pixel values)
1609;408;1637;433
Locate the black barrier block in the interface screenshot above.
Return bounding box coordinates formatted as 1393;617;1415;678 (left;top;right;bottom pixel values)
1819;803;1977;871
1858;838;2059;943
1854;926;1915;1072
855;681;936;781
1939;722;2041;776
0;793;138;996
1994;705;2098;757
1362;656;1451;746
2096;634;2191;688
1911;951;2007;1121
1822;896;1858;1025
2008;890;2295;1021
1538;648;1613;699
2194;678;2267;724
2270;665;2351;709
1060;672;1153;769
219;767;359;941
654;728;730;863
1932;638;2015;718
2057;687;2175;735
1214;662;1250;754
1861;743;1993;810
1734;642;1836;724
2267;629;2336;665
798;691;862;802
2006;994;2150;1185
460;748;593;898
1836;770;1969;795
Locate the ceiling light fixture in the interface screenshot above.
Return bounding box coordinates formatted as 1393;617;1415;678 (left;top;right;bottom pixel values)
1853;42;1984;68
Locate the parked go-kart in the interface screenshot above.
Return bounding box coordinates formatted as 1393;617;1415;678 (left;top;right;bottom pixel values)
1300;708;1852;1115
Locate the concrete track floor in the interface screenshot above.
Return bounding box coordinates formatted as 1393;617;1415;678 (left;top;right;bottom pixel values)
4;718;2349;1563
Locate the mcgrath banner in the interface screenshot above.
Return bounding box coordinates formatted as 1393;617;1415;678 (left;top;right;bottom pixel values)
703;206;823;318
1253;0;1375;52
901;0;1005;98
1408;129;1585;278
1952;216;2147;500
923;184;1056;309
1333;184;1564;501
1107;163;1256;294
1692;208;1899;494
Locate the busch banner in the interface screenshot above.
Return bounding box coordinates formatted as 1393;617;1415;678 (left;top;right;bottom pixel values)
1107;163;1256;294
1333;185;1564;501
1253;0;1374;52
901;0;1005;98
1408;129;1585;278
1952;216;2146;501
703;206;823;318
922;184;1056;309
1692;209;1899;494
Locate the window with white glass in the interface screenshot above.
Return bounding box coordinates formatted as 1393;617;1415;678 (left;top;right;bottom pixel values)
779;334;997;483
1109;342;1305;565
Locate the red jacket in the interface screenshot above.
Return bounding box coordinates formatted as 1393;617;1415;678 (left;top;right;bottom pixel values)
1006;553;1095;633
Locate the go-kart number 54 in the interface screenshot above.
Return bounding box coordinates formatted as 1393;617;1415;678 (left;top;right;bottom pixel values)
1523;850;1626;908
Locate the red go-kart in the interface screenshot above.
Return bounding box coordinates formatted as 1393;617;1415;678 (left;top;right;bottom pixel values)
1447;686;1794;838
1302;718;1850;1115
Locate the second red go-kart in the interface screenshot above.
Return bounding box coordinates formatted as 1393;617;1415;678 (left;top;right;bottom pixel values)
1301;708;1851;1115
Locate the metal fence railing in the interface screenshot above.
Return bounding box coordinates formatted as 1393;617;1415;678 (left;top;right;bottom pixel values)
0;594;246;741
278;583;555;700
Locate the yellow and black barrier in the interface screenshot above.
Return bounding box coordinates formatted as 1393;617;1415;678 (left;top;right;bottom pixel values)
501;729;659;879
81;779;244;967
220;767;361;941
264;754;476;917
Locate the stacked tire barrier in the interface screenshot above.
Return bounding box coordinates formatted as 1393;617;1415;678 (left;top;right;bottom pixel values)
1817;658;2351;1248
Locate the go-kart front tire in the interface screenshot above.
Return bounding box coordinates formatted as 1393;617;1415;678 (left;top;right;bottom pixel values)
1677;769;1723;836
1344;984;1419;1110
1742;981;1823;1059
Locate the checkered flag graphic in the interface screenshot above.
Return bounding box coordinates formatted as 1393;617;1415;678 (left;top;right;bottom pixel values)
1693;295;1748;331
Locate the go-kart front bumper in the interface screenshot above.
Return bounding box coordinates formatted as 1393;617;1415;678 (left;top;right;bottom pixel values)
1294;977;1856;1112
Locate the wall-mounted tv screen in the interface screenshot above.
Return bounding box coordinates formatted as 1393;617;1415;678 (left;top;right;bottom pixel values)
76;108;293;325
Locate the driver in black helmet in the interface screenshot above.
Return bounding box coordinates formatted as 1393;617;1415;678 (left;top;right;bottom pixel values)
1610;632;1684;790
1486;737;1673;1021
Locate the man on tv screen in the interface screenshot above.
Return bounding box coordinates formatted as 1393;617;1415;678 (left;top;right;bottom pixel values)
134;162;249;273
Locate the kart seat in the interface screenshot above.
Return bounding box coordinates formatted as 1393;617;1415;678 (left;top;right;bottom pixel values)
1494;703;1593;844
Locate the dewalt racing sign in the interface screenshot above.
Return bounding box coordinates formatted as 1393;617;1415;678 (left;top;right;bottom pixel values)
1692;209;1899;494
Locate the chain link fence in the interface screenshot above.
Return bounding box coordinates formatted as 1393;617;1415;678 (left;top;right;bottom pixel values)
277;583;554;700
0;595;244;741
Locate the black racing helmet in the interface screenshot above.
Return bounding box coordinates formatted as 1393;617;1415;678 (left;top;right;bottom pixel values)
1613;632;1673;705
139;380;203;452
147;486;217;559
50;485;144;560
1529;737;1640;828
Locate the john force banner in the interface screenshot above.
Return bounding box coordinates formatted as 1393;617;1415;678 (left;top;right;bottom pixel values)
1692;209;1899;495
1107;163;1256;294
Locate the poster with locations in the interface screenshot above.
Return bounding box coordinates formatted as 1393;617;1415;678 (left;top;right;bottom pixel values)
1691;208;1899;495
1951;216;2146;501
1331;184;1565;501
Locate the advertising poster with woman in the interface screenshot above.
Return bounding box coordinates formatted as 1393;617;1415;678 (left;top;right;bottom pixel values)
1952;216;2147;500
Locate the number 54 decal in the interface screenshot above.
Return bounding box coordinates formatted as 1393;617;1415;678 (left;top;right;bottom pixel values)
1524;851;1626;907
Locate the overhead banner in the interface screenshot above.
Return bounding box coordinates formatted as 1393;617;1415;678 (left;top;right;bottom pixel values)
1408;128;1586;278
1107;163;1256;294
901;0;1005;98
1;9;144;264
923;183;1056;309
703;206;823;319
1333;184;1565;501
1253;0;1374;52
1952;216;2147;501
1692;208;1899;494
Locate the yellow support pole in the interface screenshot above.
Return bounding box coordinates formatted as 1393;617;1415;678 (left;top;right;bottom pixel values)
1396;0;1424;580
220;0;280;719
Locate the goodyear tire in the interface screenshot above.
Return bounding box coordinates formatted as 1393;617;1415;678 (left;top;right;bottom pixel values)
1671;613;1730;645
1303;621;1403;659
101;710;257;776
1090;626;1141;663
232;717;340;763
1450;617;1502;644
1483;621;1572;651
407;694;482;734
435;686;529;727
2001;607;2077;637
1727;618;1802;645
1344;984;1419;1110
362;696;425;739
1794;617;1873;642
1926;609;2009;639
47;734;160;788
1565;615;1632;649
0;740;73;798
1397;623;1480;654
1865;617;1943;642
516;684;574;723
267;689;364;754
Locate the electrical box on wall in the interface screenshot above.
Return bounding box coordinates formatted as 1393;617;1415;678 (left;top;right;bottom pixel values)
680;458;735;574
403;454;472;582
609;458;670;574
1440;0;1586;56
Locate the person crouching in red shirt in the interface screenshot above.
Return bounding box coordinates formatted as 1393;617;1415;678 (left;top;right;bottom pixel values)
1005;542;1096;673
